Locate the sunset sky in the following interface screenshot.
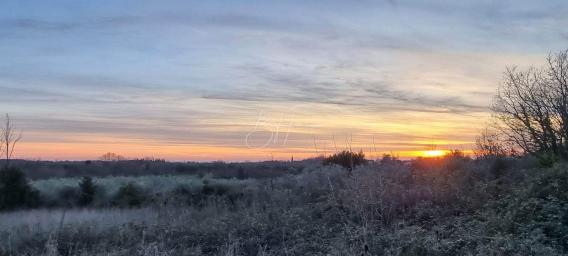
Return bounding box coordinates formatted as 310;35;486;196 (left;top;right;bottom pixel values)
1;1;567;161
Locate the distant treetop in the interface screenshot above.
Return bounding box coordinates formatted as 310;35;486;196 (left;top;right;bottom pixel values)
99;152;126;161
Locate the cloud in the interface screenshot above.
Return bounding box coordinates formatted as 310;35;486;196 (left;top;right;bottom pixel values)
1;18;77;31
1;0;566;159
205;60;489;116
0;12;321;35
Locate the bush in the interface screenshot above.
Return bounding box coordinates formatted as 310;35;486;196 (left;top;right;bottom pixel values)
489;157;512;178
444;150;471;171
78;176;97;206
528;166;568;201
57;186;80;207
0;167;39;210
380;154;401;165
323;150;366;173
113;183;147;207
537;152;560;168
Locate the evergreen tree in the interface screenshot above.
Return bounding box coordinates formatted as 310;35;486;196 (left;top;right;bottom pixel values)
78;176;96;206
0;167;39;210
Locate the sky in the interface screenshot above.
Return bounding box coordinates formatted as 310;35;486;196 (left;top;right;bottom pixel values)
1;0;567;161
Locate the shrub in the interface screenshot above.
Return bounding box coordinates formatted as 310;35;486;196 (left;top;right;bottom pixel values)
444;150;471;171
380;154;401;165
201;183;230;196
528;166;568;201
113;183;147;207
537;151;560;168
475;128;507;159
57;186;80;207
78;176;97;206
0;167;39;210
489;157;512;178
323;150;366;173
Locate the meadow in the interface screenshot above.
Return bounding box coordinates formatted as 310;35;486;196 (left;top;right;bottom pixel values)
1;154;567;255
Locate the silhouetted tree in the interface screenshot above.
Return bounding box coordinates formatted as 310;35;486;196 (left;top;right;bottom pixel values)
99;152;126;161
492;50;568;158
78;176;96;206
1;114;22;168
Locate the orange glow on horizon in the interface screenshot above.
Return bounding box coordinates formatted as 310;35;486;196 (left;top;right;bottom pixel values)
14;143;475;162
421;150;449;158
14;135;475;162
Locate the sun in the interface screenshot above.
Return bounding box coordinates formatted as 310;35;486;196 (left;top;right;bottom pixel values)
422;150;447;158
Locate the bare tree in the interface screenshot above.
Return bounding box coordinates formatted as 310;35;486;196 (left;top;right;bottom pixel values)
475;127;506;159
546;50;568;153
491;50;568;158
1;114;22;168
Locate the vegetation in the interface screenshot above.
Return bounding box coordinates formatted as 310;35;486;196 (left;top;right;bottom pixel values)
9;159;314;180
99;152;127;161
1;114;22;168
323;150;366;174
112;182;147;208
77;177;96;206
475;128;507;159
0;155;566;255
0;167;39;210
492;50;568;158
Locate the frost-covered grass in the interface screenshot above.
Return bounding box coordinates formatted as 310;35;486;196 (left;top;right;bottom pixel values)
0;207;160;236
32;174;255;198
1;160;568;255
